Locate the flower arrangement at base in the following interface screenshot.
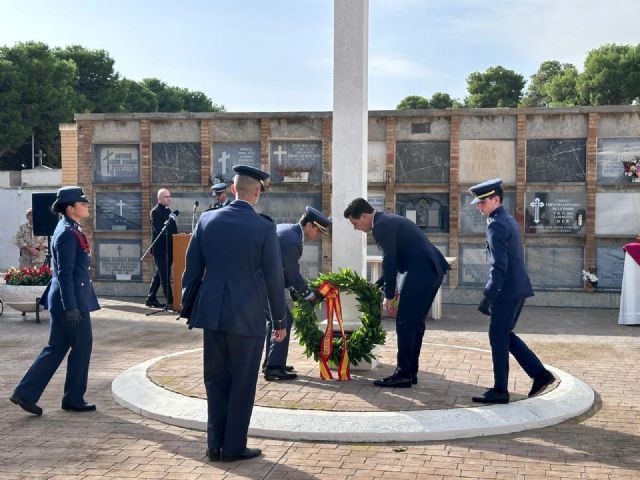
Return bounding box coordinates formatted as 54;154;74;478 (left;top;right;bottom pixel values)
4;265;52;286
623;156;639;180
582;269;598;290
292;268;386;366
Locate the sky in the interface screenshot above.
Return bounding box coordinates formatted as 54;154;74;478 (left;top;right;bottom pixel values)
1;0;639;112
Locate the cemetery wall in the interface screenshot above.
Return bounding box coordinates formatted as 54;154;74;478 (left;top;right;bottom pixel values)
63;107;640;304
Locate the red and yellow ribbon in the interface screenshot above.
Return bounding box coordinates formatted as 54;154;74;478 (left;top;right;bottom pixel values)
316;281;350;381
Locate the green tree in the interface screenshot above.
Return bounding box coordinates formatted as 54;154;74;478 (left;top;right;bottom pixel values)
521;60;578;107
466;65;525;108
121;79;158;112
55;45;125;113
578;44;640;105
397;95;430;110
142;78;184;112
429;92;455;109
180;89;225;112
546;65;580;106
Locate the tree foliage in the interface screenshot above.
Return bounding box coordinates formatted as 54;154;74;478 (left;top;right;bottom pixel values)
397;95;430;110
466;65;525;108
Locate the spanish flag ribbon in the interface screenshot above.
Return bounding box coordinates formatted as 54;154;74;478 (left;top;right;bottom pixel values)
316;281;351;381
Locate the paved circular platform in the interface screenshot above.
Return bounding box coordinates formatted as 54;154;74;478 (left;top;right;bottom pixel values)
112;342;594;442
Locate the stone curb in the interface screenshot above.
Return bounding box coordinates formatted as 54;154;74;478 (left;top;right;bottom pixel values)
112;347;595;442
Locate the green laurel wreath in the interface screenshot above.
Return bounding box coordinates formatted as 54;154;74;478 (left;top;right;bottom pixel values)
292;268;386;365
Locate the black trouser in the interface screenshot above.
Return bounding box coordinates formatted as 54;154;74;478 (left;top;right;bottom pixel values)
148;250;172;305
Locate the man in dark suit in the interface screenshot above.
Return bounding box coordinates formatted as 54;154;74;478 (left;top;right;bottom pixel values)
146;188;178;308
204;182;232;212
182;165;288;462
263;206;332;381
470;178;555;404
344;198;450;388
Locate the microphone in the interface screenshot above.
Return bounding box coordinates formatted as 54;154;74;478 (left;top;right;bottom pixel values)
193;201;199;212
164;210;179;226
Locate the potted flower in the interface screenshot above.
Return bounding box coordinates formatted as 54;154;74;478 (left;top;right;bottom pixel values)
582;268;598;291
1;265;51;315
275;164;315;183
622;156;639;182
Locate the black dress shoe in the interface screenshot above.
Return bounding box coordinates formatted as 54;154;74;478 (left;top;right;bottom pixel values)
221;447;262;462
373;375;412;388
206;448;221;462
472;388;510;404
10;395;42;415
145;298;163;308
264;366;297;381
61;402;96;412
528;369;556;397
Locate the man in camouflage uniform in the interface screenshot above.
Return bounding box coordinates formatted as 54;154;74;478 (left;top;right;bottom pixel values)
16;208;47;268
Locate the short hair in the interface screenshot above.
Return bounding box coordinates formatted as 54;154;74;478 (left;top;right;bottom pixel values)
299;211;315;226
53;201;73;215
157;188;170;201
488;188;504;204
233;174;260;195
343;198;374;219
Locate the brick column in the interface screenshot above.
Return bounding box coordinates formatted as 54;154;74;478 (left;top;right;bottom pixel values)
76;121;95;252
384;117;396;213
321;117;333;273
260;118;270;178
200;119;211;186
448;116;460;287
59;124;78;186
585;113;598;290
140;120;153;283
516;114;527;235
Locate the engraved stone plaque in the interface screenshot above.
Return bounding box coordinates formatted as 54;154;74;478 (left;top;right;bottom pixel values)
526;246;584;288
596;246;625;290
95;239;142;281
395;193;449;232
597;138;640;184
152;143;201;184
367;195;385;212
299;243;321;281
395;141;450;184
459;192;515;234
595;192;640;235
526;138;586;182
525;192;587;235
212;142;260;182
458;140;516;184
270;141;322;183
458;244;489;286
93;145;140;183
95;192;142;231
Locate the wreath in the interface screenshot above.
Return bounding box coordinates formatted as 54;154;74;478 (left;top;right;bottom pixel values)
292;268;386;365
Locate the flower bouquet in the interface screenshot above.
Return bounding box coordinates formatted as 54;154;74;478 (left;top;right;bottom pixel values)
582;269;598;291
4;265;52;286
623;157;639;181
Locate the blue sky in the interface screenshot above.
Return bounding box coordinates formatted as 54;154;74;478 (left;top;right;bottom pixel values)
1;0;638;112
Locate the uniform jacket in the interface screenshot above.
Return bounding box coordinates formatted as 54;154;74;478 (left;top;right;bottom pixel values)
182;200;287;336
372;212;450;300
42;216;100;314
150;203;178;257
276;223;309;295
484;206;534;303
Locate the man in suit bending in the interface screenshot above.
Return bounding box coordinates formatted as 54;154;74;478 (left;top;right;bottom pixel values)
344;198;450;388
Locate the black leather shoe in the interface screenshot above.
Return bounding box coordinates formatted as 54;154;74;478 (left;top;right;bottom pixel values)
528;370;556;397
145;298;163;308
221;447;262;462
373;375;412;388
206;448;221;462
10;395;42;415
264;366;297;381
61;402;96;412
472;388;509;404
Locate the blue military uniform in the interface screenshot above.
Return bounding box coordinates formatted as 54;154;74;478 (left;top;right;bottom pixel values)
372;211;450;386
264;207;332;377
470;178;553;403
181;165;287;460
12;187;100;414
205;182;232;212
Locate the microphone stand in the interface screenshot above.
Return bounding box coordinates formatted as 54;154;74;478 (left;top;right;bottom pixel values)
141;218;176;316
191;204;199;232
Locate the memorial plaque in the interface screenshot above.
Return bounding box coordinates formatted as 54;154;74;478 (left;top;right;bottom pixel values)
163;192;230;233
458;140;516;184
367;195;385;212
212;142;260;182
395;141;450;184
459;192;515;234
270;141;322;183
256;192;322;224
300;243;321;280
368;141;386;183
526;138;586;182
95;239;142;281
595;192;640;235
597;138;640;184
458;244;489;286
596;246;625;289
93;145;140;183
152;143;201;184
526;246;583;288
525;191;586;235
95;192;142;231
395;193;449;232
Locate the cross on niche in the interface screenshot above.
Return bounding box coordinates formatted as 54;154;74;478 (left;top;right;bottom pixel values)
218;151;230;173
35;149;46;166
116;199;126;217
530;197;545;224
116;245;123;257
273;145;287;165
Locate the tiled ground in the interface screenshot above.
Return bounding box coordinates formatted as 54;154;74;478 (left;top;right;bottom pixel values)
1;299;639;479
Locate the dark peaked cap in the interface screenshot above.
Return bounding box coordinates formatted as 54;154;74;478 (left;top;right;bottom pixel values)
211;182;227;194
233;164;269;191
305;206;332;234
52;186;89;211
469;178;503;205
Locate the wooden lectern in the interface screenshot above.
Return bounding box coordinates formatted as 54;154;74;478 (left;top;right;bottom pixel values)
172;233;192;311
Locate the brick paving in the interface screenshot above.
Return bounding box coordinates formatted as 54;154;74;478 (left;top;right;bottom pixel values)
1;299;639;479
